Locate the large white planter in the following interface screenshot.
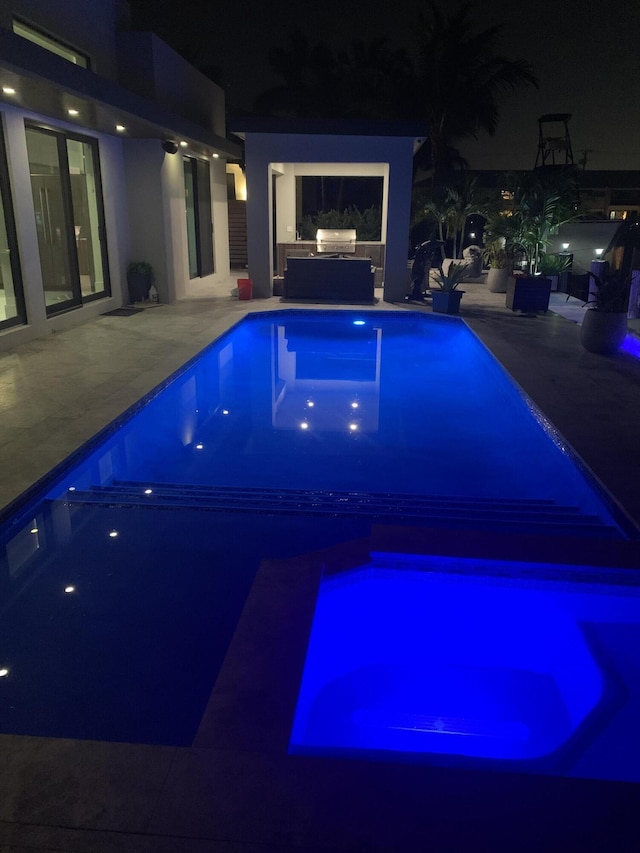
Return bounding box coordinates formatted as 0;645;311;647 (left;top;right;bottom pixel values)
486;267;510;293
580;309;627;354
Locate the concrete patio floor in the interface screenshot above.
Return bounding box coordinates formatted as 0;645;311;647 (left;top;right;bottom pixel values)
1;281;640;851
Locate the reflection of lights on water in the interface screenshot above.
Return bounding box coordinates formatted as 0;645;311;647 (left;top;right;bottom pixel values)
64;585;75;594
109;530;119;538
195;443;204;450
351;402;359;409
222;409;229;415
144;488;153;495
0;668;9;678
349;423;359;432
300;422;309;430
306;400;314;408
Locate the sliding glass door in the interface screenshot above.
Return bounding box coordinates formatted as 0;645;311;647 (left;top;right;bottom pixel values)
26;125;110;316
183;156;214;279
0;124;25;330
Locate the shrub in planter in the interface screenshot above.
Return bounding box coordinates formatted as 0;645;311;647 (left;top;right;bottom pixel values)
431;261;468;314
581;272;630;354
127;261;154;303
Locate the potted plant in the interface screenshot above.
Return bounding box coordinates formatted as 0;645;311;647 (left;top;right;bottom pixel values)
126;261;154;303
503;170;577;312
580;271;630;354
430;261;469;314
483;240;511;293
538;252;571;292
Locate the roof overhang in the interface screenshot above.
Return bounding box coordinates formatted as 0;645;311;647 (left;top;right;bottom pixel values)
231;116;428;155
0;28;241;160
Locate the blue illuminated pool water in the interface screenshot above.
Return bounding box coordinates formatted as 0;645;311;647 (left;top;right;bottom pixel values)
0;310;636;756
290;555;640;781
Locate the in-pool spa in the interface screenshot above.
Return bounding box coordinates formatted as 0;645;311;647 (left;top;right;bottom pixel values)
0;310;635;752
289;555;640;781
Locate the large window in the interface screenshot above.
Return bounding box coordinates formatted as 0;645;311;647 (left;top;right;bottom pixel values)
26;125;110;316
0;123;26;330
13;19;89;68
183;157;214;279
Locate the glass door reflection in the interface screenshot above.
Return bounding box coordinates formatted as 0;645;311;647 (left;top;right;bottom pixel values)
26;126;110;316
26;126;78;313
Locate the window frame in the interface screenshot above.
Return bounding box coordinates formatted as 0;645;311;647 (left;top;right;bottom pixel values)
0;116;27;331
12;18;90;69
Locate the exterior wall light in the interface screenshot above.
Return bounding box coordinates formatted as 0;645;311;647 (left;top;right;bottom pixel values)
162;140;179;154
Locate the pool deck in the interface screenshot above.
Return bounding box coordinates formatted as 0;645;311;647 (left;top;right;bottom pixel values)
1;281;640;851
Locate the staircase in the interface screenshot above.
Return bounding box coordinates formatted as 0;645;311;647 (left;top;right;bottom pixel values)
60;481;620;539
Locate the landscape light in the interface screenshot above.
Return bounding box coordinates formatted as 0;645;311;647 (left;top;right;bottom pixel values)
562;243;570;250
595;248;604;257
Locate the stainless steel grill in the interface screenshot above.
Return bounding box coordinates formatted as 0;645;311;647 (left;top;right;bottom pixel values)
315;228;357;254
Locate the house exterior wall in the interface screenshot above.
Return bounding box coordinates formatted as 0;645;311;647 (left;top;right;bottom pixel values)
117;32;226;137
0;0;233;350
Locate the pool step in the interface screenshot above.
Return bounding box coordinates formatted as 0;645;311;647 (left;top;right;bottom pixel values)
60;482;620;538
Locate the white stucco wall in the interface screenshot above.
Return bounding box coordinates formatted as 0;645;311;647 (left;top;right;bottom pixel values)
123;139;174;303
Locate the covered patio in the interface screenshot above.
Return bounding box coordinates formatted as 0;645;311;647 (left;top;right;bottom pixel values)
231;118;427;302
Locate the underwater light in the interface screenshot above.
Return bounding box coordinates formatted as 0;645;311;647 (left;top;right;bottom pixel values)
353;320;365;326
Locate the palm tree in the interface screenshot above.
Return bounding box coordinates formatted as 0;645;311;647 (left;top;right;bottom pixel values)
420;178;499;259
252;31;337;117
505;170;578;275
413;2;538;185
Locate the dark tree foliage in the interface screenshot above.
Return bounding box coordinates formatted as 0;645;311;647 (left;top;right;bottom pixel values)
254;4;538;186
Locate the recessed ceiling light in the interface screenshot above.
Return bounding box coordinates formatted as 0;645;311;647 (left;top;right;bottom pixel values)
67;108;79;116
2;86;16;95
212;152;219;158
115;124;125;132
0;668;9;678
64;585;75;594
108;530;119;538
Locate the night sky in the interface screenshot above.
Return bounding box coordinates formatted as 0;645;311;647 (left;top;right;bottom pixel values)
128;0;640;171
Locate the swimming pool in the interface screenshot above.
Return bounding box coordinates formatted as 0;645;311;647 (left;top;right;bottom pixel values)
0;310;634;748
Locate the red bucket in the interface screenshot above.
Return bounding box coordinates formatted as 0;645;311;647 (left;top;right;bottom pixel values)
237;278;253;300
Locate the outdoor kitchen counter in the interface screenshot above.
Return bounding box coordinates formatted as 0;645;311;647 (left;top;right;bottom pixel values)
276;242;385;276
282;256;376;302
